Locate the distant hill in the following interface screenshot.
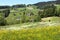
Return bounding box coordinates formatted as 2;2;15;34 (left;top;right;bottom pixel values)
0;1;60;9
0;6;10;9
33;1;60;9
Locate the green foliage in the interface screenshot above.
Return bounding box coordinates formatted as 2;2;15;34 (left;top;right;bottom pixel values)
43;4;56;17
12;4;26;8
0;13;7;26
6;8;41;25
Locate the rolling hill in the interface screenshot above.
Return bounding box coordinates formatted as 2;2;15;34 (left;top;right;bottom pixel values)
34;1;60;9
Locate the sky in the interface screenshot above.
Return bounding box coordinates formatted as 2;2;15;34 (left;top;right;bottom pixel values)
0;0;53;6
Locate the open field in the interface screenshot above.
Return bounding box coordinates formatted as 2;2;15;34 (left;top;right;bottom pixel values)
41;17;60;22
0;18;60;40
0;22;60;30
0;17;60;30
0;25;60;40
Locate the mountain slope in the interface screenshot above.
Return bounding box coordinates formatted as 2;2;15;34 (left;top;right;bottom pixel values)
34;1;60;9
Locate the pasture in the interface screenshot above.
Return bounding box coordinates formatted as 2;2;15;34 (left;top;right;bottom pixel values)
0;17;60;40
0;24;60;40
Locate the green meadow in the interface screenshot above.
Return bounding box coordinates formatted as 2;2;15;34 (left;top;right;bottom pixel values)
0;1;60;40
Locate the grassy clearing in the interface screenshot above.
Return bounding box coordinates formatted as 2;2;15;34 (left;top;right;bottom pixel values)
56;5;60;10
41;17;60;22
0;25;60;40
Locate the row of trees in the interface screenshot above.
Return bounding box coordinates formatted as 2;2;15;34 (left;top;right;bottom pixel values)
38;4;60;18
0;4;37;9
0;6;10;9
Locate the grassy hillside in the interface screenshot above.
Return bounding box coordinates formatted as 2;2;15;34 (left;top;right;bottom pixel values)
6;7;40;25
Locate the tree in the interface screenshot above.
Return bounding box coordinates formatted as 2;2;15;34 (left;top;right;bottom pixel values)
22;11;26;23
4;9;10;17
43;4;56;17
37;11;41;21
0;13;7;26
12;4;26;8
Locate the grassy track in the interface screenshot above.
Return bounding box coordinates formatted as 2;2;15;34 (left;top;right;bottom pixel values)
0;22;60;30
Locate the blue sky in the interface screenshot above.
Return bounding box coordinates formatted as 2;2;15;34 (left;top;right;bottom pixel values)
0;0;52;6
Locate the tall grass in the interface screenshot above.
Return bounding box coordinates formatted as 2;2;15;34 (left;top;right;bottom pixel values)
0;25;60;40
